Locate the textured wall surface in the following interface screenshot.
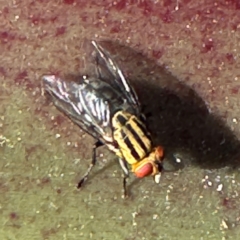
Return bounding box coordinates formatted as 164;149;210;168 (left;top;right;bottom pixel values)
1;1;240;239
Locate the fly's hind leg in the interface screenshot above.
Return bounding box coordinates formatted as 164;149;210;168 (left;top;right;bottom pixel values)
77;140;103;189
118;158;130;198
123;175;129;198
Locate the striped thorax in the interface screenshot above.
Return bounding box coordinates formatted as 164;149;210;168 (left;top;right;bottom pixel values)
112;111;163;180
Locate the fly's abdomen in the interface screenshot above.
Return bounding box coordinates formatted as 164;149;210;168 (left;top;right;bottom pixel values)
112;111;152;164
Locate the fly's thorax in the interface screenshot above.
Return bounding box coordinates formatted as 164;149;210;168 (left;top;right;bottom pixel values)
112;111;152;165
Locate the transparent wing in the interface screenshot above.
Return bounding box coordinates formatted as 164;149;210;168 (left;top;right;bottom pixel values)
92;40;141;116
42;75;124;143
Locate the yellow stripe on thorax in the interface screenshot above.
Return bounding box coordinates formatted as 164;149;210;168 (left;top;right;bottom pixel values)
112;111;152;164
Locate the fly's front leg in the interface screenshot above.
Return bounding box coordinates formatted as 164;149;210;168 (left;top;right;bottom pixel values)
118;158;129;198
77;140;103;189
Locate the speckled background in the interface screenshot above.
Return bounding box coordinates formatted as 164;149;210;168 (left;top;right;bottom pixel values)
1;0;240;239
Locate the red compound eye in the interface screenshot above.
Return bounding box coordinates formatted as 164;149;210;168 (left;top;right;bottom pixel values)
135;163;153;178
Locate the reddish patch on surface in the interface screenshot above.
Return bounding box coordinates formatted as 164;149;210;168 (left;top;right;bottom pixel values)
209;67;221;78
231;86;240;94
29;14;58;25
201;39;214;53
14;71;28;84
14;71;35;89
48;15;58;23
15;71;38;90
41;177;51;185
55;26;66;36
80;13;88;22
110;24;121;33
138;1;153;16
152;49;163;59
29;15;39;25
222;197;236;209
9;212;19;220
161;9;174;23
64;0;75;4
0;67;6;77
163;0;173;7
18;35;27;41
52;115;66;126
225;0;240;9
225;53;235;64
231;22;239;31
56;189;61;194
2;6;9;14
0;31;15;43
113;0;127;10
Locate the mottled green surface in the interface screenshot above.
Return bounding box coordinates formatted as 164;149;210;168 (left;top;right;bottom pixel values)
1;1;240;239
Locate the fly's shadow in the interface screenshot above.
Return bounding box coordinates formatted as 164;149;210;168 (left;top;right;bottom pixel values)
86;40;240;171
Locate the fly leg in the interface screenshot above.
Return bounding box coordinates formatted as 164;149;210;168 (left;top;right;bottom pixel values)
123;175;129;198
77;140;103;189
119;158;129;198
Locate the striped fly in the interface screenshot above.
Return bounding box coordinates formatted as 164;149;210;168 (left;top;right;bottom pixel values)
42;41;164;197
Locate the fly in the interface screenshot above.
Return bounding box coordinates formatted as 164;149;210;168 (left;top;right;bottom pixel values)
42;41;164;197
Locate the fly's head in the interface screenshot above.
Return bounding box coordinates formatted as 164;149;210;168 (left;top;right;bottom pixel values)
131;146;164;183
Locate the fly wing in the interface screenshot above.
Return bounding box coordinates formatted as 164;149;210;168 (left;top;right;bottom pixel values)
92;41;141;116
42;75;124;144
